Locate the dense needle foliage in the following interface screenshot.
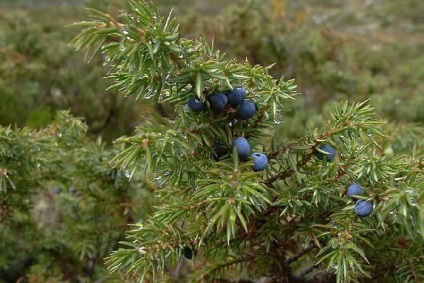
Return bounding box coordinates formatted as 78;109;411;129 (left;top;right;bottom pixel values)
0;112;155;281
68;1;424;282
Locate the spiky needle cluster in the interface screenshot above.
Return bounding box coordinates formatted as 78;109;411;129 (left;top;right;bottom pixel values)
71;1;423;282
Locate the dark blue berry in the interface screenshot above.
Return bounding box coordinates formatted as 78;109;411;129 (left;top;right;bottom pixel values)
187;96;206;112
347;183;363;198
213;142;228;161
252;153;268;172
208;93;228;110
233;137;251;159
236;100;256;120
183;246;194;259
227;87;247;107
52;186;62;194
315;144;336;162
354;200;373;217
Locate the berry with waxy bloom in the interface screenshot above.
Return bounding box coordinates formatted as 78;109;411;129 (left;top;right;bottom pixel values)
233;137;251;159
236;100;256;120
208;93;228;111
354;200;373;217
347;183;363;198
315;144;336;162
227;87;247;107
252;153;268;172
187;96;206;112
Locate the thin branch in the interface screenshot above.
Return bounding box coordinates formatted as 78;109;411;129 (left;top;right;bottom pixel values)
263;121;345;187
174;258;185;278
286;244;315;265
245;105;270;139
295;264;317;278
263;149;316;186
267;145;287;160
204;254;256;276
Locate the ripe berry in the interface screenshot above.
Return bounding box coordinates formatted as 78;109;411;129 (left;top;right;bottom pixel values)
183;246;194;259
213;142;228;161
354;200;373;217
187;96;206;112
347;183;363;198
233;137;251;159
208;93;228;110
227;87;247;107
315;144;336;162
236;100;256;120
252;153;268;172
52;186;62;194
69;186;81;198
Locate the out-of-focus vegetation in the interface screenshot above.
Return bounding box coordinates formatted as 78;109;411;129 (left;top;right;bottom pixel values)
1;0;423;146
0;0;142;141
0;111;155;282
192;0;424;154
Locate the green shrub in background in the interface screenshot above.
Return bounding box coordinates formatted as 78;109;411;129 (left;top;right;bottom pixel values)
0;8;142;141
69;1;422;282
1;0;423;141
184;0;424;154
183;0;424;125
0;111;155;282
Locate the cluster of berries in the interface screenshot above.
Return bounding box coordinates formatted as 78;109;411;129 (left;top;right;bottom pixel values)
347;183;373;217
187;87;268;172
233;137;268;171
315;145;373;217
187;87;256;120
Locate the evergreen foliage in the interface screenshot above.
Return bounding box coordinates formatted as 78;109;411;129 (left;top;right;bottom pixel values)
0;9;140;140
185;0;424;128
0;112;154;281
68;1;424;282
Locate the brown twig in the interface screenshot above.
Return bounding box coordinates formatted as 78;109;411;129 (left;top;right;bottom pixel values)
264;149;316;187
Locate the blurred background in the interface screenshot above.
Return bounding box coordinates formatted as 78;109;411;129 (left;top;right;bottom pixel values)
0;0;423;146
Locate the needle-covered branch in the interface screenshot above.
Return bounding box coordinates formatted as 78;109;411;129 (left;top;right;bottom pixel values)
69;1;424;282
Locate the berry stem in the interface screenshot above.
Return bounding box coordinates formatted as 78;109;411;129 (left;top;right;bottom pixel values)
264;149;315;186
